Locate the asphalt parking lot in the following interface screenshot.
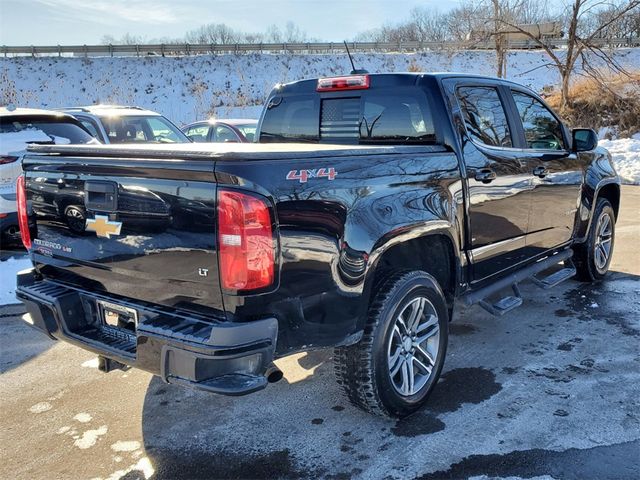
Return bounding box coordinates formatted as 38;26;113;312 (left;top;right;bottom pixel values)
1;186;639;480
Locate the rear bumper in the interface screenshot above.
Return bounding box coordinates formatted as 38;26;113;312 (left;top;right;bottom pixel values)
16;269;278;396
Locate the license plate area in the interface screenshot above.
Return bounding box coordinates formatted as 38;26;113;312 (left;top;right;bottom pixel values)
98;300;138;333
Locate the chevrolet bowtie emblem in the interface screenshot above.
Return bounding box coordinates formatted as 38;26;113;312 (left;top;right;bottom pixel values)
85;215;122;238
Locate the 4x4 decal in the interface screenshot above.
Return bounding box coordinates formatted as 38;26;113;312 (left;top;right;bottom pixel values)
286;168;337;183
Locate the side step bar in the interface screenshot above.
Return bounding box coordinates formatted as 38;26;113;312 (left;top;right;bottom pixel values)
531;261;576;289
461;249;574;315
478;284;523;316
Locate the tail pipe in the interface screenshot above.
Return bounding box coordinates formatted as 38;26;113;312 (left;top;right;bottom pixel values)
265;363;283;383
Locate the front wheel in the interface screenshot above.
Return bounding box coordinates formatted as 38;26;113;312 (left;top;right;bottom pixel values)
334;271;448;417
573;198;615;282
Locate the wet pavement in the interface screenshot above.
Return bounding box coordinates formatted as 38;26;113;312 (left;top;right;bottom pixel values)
1;187;639;480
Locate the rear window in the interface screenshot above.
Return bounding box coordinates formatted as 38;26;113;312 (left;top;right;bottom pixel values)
260;95;318;143
0;116;95;144
259;88;437;145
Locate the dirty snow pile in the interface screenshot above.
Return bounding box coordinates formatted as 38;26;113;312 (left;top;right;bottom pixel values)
599;133;640;185
0;255;32;305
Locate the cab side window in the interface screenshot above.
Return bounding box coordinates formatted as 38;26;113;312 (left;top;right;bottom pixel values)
512;91;565;150
457;86;513;148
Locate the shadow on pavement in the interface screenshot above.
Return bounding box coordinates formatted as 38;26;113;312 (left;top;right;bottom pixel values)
0;313;55;373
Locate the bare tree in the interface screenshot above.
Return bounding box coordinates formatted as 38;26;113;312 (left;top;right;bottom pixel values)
477;0;555;78
492;0;508;77
185;23;241;44
495;0;639;109
446;2;489;41
101;33;148;45
411;7;450;42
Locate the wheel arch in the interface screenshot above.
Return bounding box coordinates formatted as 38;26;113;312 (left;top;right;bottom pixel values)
360;227;461;328
596;182;620;220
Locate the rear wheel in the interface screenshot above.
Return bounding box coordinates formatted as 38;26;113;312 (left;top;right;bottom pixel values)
334;270;448;417
573;198;615;282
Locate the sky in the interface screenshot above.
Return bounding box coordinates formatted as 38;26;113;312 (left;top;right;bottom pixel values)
0;0;460;45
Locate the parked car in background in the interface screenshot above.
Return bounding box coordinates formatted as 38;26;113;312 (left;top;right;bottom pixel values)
59;105;190;144
182;119;258;143
0;107;96;246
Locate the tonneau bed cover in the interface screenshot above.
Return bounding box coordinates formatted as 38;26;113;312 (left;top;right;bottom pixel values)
27;142;447;161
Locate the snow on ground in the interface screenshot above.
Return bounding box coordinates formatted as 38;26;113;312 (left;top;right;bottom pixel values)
600;134;640;185
0;254;32;305
2;48;639;125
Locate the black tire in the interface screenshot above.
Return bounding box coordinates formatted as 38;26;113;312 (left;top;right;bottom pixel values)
573;197;615;282
334;270;449;417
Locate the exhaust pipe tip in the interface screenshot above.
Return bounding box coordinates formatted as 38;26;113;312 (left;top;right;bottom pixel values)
265;364;283;383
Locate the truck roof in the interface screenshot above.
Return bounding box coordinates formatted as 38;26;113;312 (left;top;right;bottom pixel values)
275;72;527;93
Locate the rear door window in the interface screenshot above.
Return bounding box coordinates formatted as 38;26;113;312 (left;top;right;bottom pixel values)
146;117;185;143
457;86;513;148
101;116;187;143
511;91;566;150
185;124;210;142
213;125;239;143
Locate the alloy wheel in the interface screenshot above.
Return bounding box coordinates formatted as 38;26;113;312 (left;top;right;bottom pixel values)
387;296;440;397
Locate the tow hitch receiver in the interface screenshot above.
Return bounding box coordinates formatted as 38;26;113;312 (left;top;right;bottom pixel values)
98;355;129;373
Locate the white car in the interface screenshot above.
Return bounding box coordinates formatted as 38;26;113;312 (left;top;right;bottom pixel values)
0;108;96;246
59;105;190;144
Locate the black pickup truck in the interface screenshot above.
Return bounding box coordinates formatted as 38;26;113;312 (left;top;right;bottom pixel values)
16;73;620;417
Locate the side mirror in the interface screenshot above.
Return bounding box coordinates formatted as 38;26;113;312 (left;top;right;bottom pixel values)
572;128;598;152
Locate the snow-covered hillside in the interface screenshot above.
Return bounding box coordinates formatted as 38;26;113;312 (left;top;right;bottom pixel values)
2;48;638;184
2;48;639;125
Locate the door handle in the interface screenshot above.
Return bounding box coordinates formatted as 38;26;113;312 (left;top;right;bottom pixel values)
475;168;496;184
533;166;549;178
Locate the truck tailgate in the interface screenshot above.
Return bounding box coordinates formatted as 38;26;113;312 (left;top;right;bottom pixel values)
22;150;224;316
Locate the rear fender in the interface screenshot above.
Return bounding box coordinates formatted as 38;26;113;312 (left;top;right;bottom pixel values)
356;224;462;331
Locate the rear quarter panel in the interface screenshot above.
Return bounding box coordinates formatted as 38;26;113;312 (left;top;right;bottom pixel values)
216;148;464;355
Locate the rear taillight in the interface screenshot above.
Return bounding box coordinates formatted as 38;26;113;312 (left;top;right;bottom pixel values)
0;155;19;165
217;189;274;292
317;75;370;92
16;175;32;249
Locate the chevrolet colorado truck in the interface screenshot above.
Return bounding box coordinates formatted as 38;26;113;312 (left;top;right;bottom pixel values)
16;73;620;417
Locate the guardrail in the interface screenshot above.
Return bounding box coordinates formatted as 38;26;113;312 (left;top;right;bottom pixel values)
2;37;639;57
